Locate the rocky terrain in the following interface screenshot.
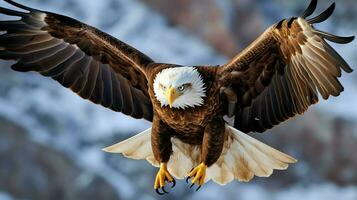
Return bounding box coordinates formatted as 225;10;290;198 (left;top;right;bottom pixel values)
0;117;118;200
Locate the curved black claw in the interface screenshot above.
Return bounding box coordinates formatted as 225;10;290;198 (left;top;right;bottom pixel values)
155;188;166;195
186;176;191;184
162;187;168;194
171;178;176;188
185;168;194;184
189;182;202;191
155;181;174;195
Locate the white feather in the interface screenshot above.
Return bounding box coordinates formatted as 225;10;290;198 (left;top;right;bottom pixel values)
102;128;159;167
153;67;206;109
103;125;297;185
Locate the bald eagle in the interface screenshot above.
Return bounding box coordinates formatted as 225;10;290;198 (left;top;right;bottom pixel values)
0;0;354;194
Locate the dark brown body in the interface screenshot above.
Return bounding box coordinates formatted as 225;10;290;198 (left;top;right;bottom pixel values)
147;64;226;166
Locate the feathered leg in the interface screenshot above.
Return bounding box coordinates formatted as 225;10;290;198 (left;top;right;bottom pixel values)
187;117;226;191
151;116;176;194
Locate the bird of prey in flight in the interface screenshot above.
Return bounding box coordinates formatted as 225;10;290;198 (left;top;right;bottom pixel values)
0;0;353;194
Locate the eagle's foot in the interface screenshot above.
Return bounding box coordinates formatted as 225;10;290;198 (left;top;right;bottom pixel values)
154;163;176;195
186;162;207;191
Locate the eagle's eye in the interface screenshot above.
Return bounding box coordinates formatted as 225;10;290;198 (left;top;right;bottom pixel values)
177;83;192;92
159;84;166;91
177;85;185;92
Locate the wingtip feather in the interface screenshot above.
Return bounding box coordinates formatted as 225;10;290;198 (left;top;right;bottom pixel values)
3;0;37;12
301;0;318;19
307;3;335;24
314;30;355;44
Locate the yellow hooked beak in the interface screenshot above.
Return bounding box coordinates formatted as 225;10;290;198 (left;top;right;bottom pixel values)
165;87;180;108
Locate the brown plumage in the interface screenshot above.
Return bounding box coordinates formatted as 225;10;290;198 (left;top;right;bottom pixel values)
221;7;354;133
0;0;354;193
0;0;154;121
147;65;224;166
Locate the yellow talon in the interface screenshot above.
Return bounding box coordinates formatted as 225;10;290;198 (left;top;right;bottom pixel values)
187;162;207;189
154;163;175;195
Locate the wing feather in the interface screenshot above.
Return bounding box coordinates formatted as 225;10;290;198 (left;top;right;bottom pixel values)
78;60;100;99
0;0;154;121
219;3;353;133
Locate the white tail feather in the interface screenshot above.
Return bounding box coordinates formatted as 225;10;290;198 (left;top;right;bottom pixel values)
102;128;159;167
103;125;297;185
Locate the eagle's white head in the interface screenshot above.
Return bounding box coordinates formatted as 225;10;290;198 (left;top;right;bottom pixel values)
153;67;206;109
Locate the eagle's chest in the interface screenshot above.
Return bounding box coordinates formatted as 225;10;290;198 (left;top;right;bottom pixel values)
150;89;222;134
148;65;222;133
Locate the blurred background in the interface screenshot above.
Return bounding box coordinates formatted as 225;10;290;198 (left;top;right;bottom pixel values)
0;0;356;199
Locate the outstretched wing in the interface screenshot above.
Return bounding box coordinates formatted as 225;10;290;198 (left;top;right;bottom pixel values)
218;0;354;133
0;0;154;121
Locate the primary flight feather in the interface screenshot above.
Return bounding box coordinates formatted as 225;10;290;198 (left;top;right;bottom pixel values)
0;0;353;194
